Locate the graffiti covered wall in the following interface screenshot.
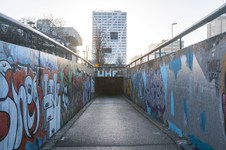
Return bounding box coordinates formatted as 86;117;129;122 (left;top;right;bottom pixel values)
124;33;226;150
0;41;94;150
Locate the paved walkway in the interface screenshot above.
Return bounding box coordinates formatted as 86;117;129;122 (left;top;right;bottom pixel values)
45;96;183;150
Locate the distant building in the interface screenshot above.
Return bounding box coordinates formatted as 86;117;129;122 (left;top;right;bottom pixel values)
148;39;184;59
130;54;148;64
207;14;226;38
92;10;127;65
37;19;56;34
130;55;141;63
37;19;82;53
52;27;82;53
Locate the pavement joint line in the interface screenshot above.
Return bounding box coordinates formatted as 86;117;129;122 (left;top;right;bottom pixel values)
91;103;129;104
38;98;96;150
54;143;178;148
122;96;187;149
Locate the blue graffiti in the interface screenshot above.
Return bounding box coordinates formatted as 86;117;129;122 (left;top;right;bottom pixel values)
188;135;214;150
144;68;165;121
200;111;206;132
160;62;168;106
147;105;151;115
142;70;147;89
187;50;193;70
168;121;183;137
9;44;40;69
133;70;144;103
40;52;58;72
83;77;91;106
0;43;7;59
169;57;181;79
184;99;188;126
171;91;174;116
25;136;43;150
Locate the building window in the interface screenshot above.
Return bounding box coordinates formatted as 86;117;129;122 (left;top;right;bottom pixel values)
110;32;118;40
104;48;112;53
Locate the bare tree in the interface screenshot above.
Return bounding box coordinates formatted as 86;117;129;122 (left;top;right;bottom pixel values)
18;15;69;51
92;27;107;66
19;17;36;26
117;56;124;66
43;14;68;41
43;14;66;27
19;14;68;41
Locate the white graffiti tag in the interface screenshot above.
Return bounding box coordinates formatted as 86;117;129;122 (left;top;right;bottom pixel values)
42;73;61;138
0;60;40;150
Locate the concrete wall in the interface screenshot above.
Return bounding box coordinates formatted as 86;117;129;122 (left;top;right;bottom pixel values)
0;41;94;150
124;32;226;150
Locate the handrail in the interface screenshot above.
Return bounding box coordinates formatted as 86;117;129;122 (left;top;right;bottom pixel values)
126;3;226;67
0;12;94;67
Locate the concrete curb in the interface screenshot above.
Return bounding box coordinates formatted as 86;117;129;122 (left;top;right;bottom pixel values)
39;98;96;150
122;96;195;150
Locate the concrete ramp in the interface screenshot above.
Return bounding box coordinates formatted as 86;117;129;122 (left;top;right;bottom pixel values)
51;96;183;150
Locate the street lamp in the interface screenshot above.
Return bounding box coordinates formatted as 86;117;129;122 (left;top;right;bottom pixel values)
171;23;177;52
27;21;35;28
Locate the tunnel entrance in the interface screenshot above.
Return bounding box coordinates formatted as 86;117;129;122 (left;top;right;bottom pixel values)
95;77;123;96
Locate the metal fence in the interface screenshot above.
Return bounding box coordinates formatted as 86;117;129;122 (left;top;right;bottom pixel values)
126;3;226;68
0;12;94;68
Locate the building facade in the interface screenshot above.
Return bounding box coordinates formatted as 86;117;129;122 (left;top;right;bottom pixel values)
207;14;226;38
37;19;82;54
92;10;127;65
148;39;184;59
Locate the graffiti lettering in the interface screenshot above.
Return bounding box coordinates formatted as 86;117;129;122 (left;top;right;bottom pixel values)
97;70;120;77
42;73;61;138
207;59;221;73
0;41;94;150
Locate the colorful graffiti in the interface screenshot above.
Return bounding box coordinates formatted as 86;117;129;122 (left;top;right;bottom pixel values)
124;33;226;149
124;67;166;122
132;70;145;106
0;41;93;150
124;73;132;99
144;68;165;122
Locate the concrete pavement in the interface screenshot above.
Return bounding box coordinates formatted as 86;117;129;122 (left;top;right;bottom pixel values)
41;96;185;150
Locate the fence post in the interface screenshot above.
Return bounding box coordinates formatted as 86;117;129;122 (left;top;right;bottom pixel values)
159;48;161;57
26;32;29;47
180;38;182;49
54;45;57;55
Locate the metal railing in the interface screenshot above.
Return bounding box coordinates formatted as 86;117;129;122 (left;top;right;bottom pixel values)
126;3;226;68
0;12;94;68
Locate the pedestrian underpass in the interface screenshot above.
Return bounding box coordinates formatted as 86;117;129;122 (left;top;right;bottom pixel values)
95;77;124;96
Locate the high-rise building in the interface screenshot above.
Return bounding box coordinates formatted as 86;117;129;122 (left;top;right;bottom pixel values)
92;10;127;65
207;14;226;38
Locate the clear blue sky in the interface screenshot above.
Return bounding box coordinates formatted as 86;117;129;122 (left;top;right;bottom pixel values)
0;0;224;63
